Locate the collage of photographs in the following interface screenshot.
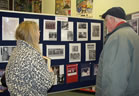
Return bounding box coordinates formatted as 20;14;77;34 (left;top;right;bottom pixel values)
1;16;101;63
0;10;103;92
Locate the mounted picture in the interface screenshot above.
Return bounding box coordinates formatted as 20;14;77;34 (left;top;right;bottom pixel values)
2;17;19;40
61;21;74;41
77;22;88;41
14;0;42;13
46;45;65;59
0;46;15;62
43;20;57;41
91;22;101;40
69;43;81;62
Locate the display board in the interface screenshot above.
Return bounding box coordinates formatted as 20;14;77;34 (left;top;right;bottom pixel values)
0;10;103;93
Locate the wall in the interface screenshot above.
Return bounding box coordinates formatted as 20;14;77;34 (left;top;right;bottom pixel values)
42;0;139;19
93;0;139;19
42;0;55;15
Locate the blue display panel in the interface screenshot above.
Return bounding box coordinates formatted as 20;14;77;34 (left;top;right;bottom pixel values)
0;10;103;93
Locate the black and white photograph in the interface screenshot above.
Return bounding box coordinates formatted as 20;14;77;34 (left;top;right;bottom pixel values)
91;23;101;40
70;53;80;60
43;20;57;40
48;49;63;56
86;43;96;61
128;18;139;34
67;31;74;41
61;21;69;30
81;67;90;77
77;22;88;41
69;43;81;62
78;32;87;38
0;46;15;62
94;64;98;75
72;45;78;52
78;23;87;29
2;17;19;40
49;32;57;40
45;21;56;29
89;50;96;60
0;69;7;92
46;45;65;59
52;65;64;85
92;25;99;36
80;63;91;81
61;21;74;41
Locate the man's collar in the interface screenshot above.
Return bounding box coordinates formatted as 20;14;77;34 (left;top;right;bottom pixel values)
106;22;130;37
104;23;131;44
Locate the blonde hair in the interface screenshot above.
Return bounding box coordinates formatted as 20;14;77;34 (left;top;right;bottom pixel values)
15;21;41;53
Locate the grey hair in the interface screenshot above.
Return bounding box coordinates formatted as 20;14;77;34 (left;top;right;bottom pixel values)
106;15;126;22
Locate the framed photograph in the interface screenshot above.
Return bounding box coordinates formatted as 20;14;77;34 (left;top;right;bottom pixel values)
55;0;71;16
2;17;19;40
85;43;96;61
0;69;7;92
46;45;65;59
76;0;93;17
91;23;101;40
0;0;9;10
0;46;15;62
81;66;90;77
80;63;91;82
32;0;42;13
128;18;139;34
69;43;81;62
77;22;88;41
13;0;32;12
52;65;64;85
43;20;57;41
13;0;42;13
61;21;74;41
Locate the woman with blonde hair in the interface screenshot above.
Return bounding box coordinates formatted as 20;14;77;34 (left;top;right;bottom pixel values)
5;21;54;96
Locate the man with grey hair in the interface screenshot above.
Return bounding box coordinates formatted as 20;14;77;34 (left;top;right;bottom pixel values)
96;7;139;96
